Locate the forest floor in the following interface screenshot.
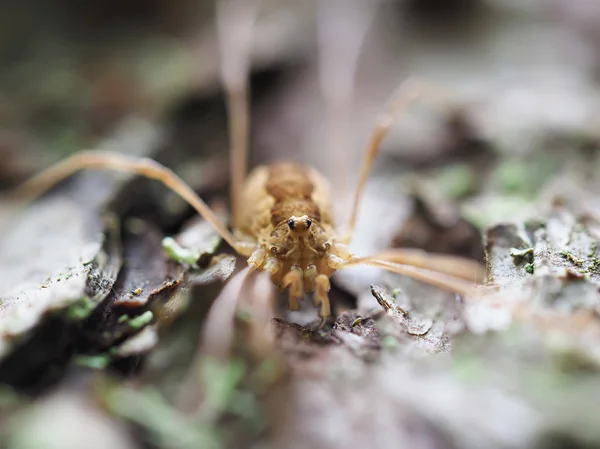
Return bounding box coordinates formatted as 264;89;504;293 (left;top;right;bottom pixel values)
2;1;600;449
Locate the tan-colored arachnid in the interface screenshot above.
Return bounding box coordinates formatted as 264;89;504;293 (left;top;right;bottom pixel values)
10;0;485;326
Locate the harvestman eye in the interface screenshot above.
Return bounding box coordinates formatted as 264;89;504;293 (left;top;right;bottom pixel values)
306;218;312;229
287;218;296;230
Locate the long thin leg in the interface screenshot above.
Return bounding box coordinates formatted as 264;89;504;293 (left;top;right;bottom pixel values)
9;150;240;251
344;78;422;242
342;258;481;298
216;0;261;228
316;0;377;223
344;78;459;243
200;265;254;360
353;249;486;283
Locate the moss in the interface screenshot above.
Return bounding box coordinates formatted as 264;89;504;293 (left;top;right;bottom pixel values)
524;263;534;274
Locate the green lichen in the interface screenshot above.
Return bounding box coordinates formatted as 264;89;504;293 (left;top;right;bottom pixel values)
589;240;598;258
462;196;534;230
510;247;534;264
161;236;201;265
434;164;476;199
495;159;531;194
0;385;18;407
255;357;283;388
199;357;265;430
524;218;546;230
557;250;585;266
128;311;153;330
510;247;533;257
451;353;484;382
382;335;398;349
235;306;253;323
74;354;110;369
104;385;220;449
64;296;96;320
567;253;585;266
524;263;534;274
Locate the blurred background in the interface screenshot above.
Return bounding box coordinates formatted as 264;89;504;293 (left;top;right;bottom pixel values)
3;0;600;258
2;0;600;448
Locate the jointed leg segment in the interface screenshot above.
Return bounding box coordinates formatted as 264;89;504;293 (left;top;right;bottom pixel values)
314;274;331;319
10;150;240;251
344;78;463;244
282;266;303;311
358;248;485;283
247;248;267;271
216;0;261;228
344;78;423;242
342;257;480;298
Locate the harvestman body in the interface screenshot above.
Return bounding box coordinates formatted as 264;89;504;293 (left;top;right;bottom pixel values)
10;1;485;326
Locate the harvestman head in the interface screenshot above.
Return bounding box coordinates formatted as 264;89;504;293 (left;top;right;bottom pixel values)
10;0;486;326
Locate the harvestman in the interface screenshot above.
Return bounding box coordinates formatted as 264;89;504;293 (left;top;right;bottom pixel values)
10;1;485;326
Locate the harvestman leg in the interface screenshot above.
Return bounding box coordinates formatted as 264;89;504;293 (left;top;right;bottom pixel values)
10;151;241;252
317;0;377;223
342;78;422;244
342;78;461;244
216;0;261;229
12;2;263;258
333;78;486;293
342;257;481;298
352;248;486;283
